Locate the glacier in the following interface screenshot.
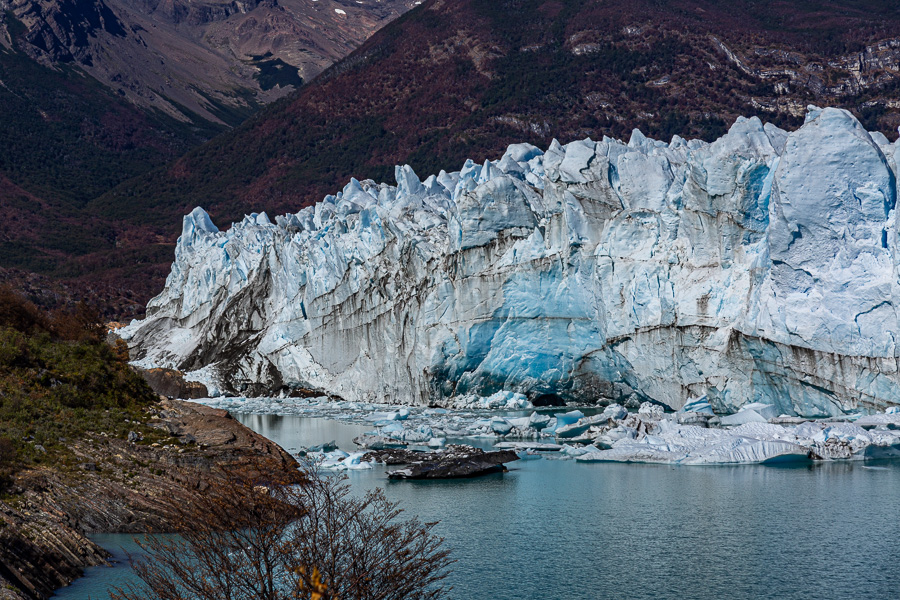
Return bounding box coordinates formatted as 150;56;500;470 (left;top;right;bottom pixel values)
123;106;900;417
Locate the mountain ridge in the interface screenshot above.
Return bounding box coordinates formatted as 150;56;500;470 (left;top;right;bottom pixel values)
0;0;417;317
0;0;416;124
8;0;900;318
102;0;900;226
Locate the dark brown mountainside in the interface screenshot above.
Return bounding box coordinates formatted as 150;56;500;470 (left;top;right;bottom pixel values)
16;0;900;316
101;0;900;224
0;0;415;317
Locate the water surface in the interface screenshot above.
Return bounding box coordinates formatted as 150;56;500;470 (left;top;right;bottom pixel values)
55;414;900;599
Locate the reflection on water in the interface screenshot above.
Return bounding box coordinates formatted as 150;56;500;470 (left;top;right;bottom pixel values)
234;413;372;451
54;414;900;600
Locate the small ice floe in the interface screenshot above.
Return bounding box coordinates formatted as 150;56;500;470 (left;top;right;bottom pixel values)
490;417;513;435
554;410;584;428
334;8;346;14
318;450;373;470
856;406;900;428
516;451;543;461
560;444;593;458
680;396;714;415
365;408;409;422
637;402;665;418
452;390;533;409
720;402;778;426
308;440;338;452
353;434;408;450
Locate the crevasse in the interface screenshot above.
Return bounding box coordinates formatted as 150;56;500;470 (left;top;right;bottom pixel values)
122;107;900;417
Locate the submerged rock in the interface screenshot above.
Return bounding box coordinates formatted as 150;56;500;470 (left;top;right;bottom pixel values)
494;441;563;451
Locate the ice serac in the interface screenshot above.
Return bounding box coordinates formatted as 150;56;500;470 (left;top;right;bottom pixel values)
123;108;900;417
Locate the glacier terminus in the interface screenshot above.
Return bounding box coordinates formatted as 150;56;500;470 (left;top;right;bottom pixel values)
123;107;900;418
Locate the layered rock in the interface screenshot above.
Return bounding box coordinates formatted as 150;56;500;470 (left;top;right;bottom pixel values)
0;398;301;599
137;367;210;399
124;107;900;417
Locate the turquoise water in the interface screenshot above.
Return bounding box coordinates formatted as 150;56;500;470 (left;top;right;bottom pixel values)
55;414;900;600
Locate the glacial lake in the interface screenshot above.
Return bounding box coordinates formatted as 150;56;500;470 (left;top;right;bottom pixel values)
55;413;900;600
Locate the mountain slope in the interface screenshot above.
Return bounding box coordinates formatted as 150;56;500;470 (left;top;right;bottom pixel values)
101;0;900;231
0;0;415;124
0;30;222;317
0;0;416;316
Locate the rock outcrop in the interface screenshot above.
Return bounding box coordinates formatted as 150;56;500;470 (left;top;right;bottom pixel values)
0;398;301;599
125;108;900;417
137;367;210;399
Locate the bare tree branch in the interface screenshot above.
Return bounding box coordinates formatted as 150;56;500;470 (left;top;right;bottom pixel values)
111;463;453;600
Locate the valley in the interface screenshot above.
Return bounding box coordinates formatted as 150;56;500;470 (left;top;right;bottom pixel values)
2;2;900;599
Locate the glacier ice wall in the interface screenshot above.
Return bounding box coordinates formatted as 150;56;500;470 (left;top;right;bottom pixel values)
123;107;900;417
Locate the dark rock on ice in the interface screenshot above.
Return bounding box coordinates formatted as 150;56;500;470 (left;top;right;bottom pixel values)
135;367;209;399
378;445;520;479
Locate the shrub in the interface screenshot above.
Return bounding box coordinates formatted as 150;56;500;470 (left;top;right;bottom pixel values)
0;286;157;487
0;436;16;492
112;466;453;600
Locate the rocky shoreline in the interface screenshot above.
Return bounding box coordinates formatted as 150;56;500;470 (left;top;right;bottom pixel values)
0;398;300;599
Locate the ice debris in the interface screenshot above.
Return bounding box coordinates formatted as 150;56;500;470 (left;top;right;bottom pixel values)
195;396;900;465
720;402;778;426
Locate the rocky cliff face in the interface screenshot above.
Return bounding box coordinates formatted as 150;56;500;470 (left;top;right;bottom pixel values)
125;107;900;417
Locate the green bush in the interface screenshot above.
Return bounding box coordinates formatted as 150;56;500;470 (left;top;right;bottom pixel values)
0;287;158;488
0;435;14;492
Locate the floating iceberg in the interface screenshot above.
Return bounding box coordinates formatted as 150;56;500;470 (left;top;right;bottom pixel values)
125;108;900;417
575;412;900;465
453;391;533;409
